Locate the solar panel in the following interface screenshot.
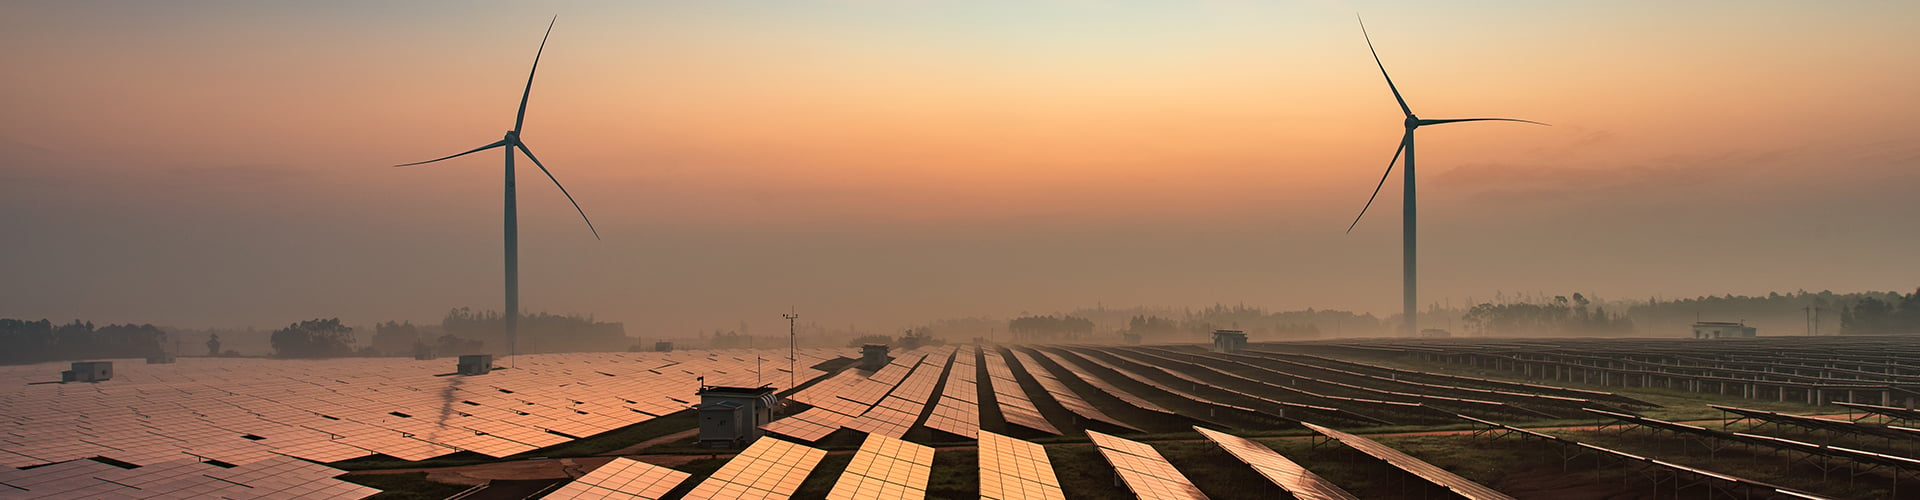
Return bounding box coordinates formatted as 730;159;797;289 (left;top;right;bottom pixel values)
0;349;857;470
542;457;691;500
682;436;827;500
1301;423;1512;500
1193;427;1356;500
846;349;954;438
1086;431;1208;500
1007;349;1138;432
978;431;1065;500
925;347;982;439
0;455;381;499
761;407;851;443
1027;349;1174;415
981;351;1060;435
826;433;935;500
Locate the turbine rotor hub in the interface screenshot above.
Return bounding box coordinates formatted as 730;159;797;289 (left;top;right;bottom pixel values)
1404;115;1421;128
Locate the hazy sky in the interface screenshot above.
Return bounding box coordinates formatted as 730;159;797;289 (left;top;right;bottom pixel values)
3;1;1916;335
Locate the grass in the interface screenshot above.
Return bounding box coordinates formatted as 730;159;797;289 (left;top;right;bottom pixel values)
1549;427;1899;498
926;449;980;499
1045;443;1133;500
339;472;473;500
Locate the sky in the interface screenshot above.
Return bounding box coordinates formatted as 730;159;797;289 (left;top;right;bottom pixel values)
2;1;1916;336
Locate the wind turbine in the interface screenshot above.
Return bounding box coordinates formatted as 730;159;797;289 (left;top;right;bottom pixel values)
1345;16;1546;337
395;17;598;362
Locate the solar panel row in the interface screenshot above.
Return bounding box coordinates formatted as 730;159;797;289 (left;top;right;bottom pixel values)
925;347;981;439
542;457;691;500
846;348;954;438
981;350;1060;435
1027;349;1172;414
1086;430;1208;500
978;431;1065;500
826;433;934;500
1301;422;1514;500
1006;349;1137;432
1193;427;1356;500
682;437;827;500
0;455;378;499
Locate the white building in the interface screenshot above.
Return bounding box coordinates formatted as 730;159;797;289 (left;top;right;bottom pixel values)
1692;321;1757;339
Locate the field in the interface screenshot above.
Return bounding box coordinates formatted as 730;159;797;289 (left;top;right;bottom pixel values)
10;336;1920;499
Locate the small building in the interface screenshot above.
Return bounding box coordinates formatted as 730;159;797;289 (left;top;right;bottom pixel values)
62;361;113;383
861;344;891;371
654;341;674;353
698;401;751;448
457;354;494;375
1692;321;1757;339
1211;329;1248;353
695;385;779;448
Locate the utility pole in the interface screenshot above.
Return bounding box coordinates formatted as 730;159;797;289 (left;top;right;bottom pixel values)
783;308;799;390
1805;306;1813;336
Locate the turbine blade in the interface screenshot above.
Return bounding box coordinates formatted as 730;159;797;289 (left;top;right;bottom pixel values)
393;140;509;167
1358;15;1413;118
515;142;600;240
1347;131;1411;234
1417;117;1551;127
513;16;557;134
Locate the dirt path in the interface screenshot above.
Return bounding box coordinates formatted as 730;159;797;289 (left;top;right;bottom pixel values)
608;428;699;456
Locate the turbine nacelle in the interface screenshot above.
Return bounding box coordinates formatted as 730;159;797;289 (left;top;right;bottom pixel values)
1404;115;1421;129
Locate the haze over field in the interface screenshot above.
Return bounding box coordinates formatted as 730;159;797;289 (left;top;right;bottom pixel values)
3;1;1917;335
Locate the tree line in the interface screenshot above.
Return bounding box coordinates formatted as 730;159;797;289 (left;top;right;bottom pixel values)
0;319;169;364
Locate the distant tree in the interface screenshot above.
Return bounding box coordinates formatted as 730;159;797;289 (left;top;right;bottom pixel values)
369;321;420;356
270;318;356;358
847;334;893;348
1007;315;1095;341
206;333;222;357
435;334;485;356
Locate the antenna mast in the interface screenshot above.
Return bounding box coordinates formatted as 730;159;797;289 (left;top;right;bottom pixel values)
783;308;800;390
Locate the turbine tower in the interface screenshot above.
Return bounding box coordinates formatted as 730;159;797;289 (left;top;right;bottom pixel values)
1346;16;1546;337
395;17;598;362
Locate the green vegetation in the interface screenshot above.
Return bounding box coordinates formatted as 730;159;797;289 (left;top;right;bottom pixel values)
0;318;169;364
1549;428;1893;498
340;472;472;500
926;449;980;499
1045;444;1131;500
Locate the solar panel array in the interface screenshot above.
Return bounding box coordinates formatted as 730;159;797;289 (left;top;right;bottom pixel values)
0;349;848;470
1006;349;1138;432
0;348;849;498
0;455;377;499
924;347;981;439
1027;349;1172;414
1301;422;1513;500
981;350;1059;435
847;348;954;438
1193;427;1356;500
826;433;934;500
1086;430;1208;500
682;437;827;500
978;430;1065;500
542;457;691;500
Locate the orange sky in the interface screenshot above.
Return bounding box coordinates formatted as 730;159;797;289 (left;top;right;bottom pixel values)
2;1;1916;334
